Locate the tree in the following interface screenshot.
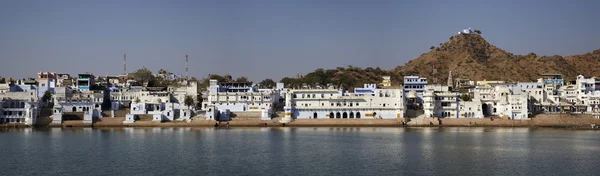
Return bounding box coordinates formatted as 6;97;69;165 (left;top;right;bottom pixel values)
280;77;296;88
430;46;435;50
42;90;52;107
184;95;195;109
259;78;276;88
235;77;251;83
460;94;472;101
132;67;154;87
474;30;482;34
224;74;233;82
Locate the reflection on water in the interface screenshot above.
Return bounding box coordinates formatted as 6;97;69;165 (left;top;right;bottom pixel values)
0;127;599;176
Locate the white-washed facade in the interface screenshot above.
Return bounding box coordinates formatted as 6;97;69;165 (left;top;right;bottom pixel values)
283;84;406;121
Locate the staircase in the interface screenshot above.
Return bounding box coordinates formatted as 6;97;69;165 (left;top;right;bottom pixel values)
409;114;428;126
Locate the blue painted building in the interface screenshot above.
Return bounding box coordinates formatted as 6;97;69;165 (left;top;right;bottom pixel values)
540;74;564;86
403;76;427;103
77;73;95;91
353;84;377;96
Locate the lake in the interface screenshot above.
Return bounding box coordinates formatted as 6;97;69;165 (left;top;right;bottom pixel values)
1;127;599;176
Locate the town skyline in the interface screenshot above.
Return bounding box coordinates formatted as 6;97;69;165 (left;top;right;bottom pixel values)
1;0;599;81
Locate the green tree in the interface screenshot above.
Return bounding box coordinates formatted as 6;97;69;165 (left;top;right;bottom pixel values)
235;76;251;83
430;46;435;50
474;30;481;34
224;74;233;82
259;79;276;88
132;67;154;87
460;94;472;101
184;95;195;109
42;90;53;107
280;77;295;88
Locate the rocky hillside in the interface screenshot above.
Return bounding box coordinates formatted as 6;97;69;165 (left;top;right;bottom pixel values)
392;34;599;82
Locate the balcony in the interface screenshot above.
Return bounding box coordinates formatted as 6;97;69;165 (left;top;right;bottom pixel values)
442;105;457;110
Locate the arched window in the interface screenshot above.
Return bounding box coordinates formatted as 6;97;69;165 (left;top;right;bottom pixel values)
336;112;341;118
349;112;354;118
21;102;25;108
329;112;334;119
313;112;318;119
343;112;348;118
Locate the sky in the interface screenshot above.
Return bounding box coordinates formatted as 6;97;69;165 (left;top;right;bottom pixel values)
1;0;599;82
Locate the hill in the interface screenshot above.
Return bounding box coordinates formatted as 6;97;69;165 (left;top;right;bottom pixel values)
392;34;600;82
202;34;599;89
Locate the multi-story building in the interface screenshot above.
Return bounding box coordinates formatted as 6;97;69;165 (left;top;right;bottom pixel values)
36;72;57;99
77;73;95;91
381;76;391;87
282;83;406;122
122;88;191;123
202;79;280;120
56;74;71;87
403;76;427;104
423;85;466;118
0;85;40;125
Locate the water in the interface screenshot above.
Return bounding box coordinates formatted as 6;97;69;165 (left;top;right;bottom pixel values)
1;127;599;176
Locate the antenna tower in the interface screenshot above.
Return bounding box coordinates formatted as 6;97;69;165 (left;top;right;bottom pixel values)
185;55;189;81
123;53;127;75
432;64;438;84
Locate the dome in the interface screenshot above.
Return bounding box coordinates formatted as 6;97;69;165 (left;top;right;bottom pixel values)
407;90;417;98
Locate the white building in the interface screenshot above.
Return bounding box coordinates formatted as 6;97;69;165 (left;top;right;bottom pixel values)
282;83;406;122
403;75;427;104
471;84;529;119
422;85;467;118
0;98;39;125
458;27;476;34
202;80;280;120
0;84;40;125
122;88;191;123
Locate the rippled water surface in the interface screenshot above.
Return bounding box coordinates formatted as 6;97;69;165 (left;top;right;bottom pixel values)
1;127;599;176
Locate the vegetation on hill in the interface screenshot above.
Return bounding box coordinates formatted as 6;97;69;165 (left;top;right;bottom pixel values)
198;33;599;89
392;34;595;82
278;66;401;89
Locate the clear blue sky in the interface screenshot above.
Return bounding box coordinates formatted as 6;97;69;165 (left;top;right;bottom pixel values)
1;0;598;81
